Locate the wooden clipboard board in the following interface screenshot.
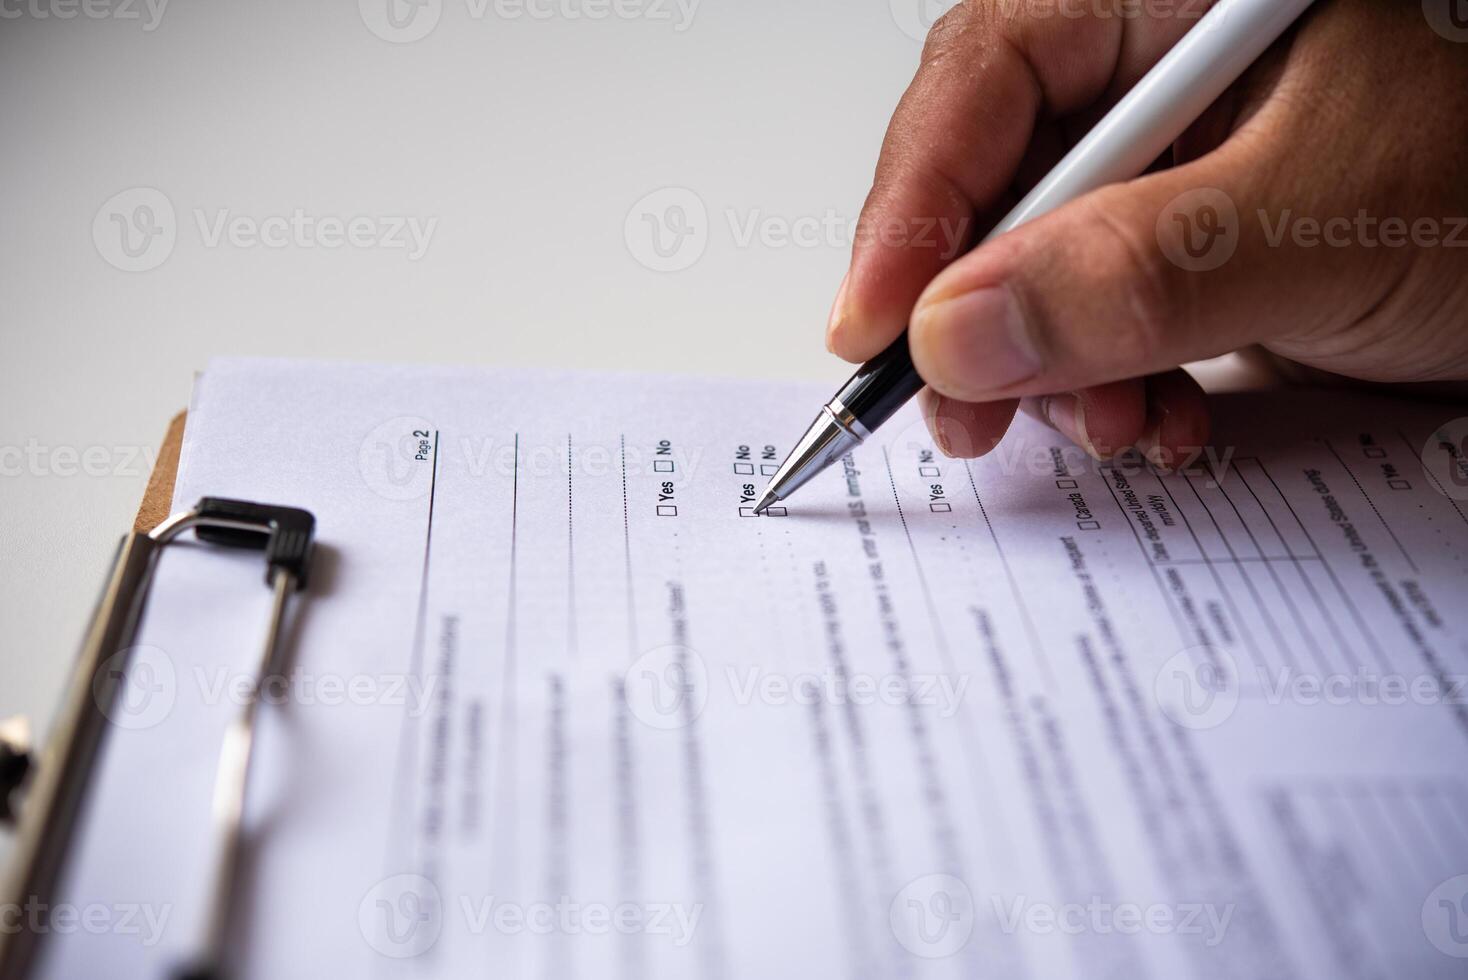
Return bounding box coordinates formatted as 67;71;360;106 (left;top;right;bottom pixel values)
134;412;187;534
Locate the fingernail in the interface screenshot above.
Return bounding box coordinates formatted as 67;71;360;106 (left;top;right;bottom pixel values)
1136;424;1171;470
1043;394;1100;460
825;271;852;354
1136;398;1179;470
930;414;954;457
912;286;1039;396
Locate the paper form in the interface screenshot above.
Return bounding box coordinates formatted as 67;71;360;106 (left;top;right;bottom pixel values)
34;358;1468;979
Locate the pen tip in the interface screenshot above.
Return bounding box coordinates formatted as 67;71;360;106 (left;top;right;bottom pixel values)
753;490;778;516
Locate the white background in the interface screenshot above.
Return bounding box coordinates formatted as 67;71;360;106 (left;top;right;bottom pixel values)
0;0;963;742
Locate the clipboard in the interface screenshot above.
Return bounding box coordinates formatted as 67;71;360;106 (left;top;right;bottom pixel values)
0;412;317;980
134;412;189;534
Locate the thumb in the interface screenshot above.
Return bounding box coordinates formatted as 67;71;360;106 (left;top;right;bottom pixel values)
905;141;1362;403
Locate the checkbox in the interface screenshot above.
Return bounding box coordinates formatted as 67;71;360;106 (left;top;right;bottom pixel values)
739;506;755;517
654;460;675;473
919;465;941;478
1077;520;1100;531
760;463;778;476
765;506;787;517
657;505;678;517
1364;447;1387;459
1388;479;1411;490
733;462;755;475
930;502;952;513
1056;479;1078;490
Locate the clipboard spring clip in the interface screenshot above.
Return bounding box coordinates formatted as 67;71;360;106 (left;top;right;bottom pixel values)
0;497;316;980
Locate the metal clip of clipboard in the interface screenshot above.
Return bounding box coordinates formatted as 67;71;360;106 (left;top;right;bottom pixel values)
0;498;316;980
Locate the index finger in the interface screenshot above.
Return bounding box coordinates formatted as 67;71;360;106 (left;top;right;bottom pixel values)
828;1;1213;363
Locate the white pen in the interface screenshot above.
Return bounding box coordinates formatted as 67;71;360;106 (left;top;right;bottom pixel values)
756;0;1320;514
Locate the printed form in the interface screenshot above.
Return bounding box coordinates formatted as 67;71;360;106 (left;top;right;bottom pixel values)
37;358;1468;979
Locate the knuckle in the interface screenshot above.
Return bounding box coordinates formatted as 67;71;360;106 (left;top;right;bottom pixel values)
922;1;998;64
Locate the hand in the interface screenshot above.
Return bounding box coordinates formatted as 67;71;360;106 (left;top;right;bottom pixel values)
828;0;1468;466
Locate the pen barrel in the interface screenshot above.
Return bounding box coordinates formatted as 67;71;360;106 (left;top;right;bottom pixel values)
994;0;1319;235
834;335;926;434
